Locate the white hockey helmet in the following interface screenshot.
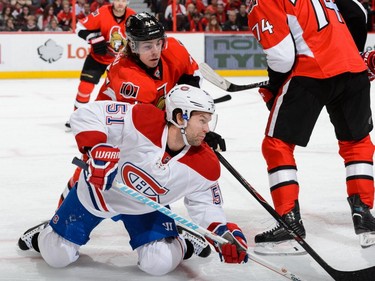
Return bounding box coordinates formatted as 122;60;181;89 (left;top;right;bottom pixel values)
165;84;215;125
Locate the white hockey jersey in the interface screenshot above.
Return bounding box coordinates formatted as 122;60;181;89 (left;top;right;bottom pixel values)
70;101;226;229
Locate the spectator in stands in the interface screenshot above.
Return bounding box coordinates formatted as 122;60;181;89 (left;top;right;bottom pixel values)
224;0;240;13
37;4;57;30
52;0;63;15
236;3;248;31
200;9;211;27
205;13;221;31
20;14;39;30
75;0;85;16
164;0;186;30
90;0;109;12
76;2;90;20
3;16;16;30
185;0;205;14
187;11;205;31
11;1;22;19
44;17;62;31
57;0;72;31
216;2;226;26
205;0;218;15
14;4;31;29
222;9;239;31
11;0;32;7
185;2;196;23
0;5;13;30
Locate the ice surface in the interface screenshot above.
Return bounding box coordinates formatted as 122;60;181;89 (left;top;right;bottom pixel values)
1;77;375;281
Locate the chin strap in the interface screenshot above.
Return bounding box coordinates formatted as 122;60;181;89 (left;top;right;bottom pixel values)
170;119;189;146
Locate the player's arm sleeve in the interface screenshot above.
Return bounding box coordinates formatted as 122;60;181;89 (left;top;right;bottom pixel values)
70;102;129;153
248;4;294;92
184;181;227;228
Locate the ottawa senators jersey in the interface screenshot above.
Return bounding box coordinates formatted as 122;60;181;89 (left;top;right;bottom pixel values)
247;0;366;79
96;37;202;110
76;5;136;65
70;101;225;229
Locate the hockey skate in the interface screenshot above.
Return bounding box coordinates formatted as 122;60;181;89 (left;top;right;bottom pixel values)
177;224;211;260
254;201;306;255
18;221;49;252
348;194;375;248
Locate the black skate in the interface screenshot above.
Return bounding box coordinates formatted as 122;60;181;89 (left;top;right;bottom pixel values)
18;221;49;252
348;194;375;248
177;225;211;260
254;201;306;255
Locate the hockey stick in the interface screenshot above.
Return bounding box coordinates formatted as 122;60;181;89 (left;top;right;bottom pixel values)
199;62;269;92
213;94;231;104
214;151;375;281
72;156;303;281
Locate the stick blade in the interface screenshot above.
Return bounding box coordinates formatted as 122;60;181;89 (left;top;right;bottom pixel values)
199;62;231;90
330;266;375;281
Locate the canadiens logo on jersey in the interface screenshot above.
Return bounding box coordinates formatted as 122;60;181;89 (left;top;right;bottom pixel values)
248;0;258;13
122;163;169;203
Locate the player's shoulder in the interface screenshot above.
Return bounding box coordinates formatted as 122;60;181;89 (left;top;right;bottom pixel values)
126;7;137;17
132;104;166;147
181;143;220;181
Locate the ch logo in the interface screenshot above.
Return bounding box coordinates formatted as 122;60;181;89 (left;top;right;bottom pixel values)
122;162;169;202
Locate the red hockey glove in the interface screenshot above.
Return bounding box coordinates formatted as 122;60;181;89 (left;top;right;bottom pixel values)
207;222;248;264
204;131;226;152
85;143;120;191
361;50;375;81
89;35;107;55
259;87;276;110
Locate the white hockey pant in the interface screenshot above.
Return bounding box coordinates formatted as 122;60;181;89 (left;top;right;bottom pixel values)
38;225;186;275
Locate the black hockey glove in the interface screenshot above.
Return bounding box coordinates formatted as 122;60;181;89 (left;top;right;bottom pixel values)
204;131;226;152
89;35;107;55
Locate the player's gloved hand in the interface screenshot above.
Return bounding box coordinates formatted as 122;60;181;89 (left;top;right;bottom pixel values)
88;35;107;55
207;222;248;264
204;131;226;152
85;143;120;191
361;50;375;81
259;87;276;110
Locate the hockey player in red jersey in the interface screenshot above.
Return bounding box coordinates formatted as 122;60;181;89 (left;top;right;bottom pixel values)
248;0;375;253
65;0;136;130
18;85;248;275
95;12;202;109
60;12;218;206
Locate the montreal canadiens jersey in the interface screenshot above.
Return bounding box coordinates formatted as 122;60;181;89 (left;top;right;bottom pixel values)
76;5;136;65
69;101;225;229
247;0;366;78
96;37;202;109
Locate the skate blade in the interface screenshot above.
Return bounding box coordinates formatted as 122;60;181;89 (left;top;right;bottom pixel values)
254;240;307;255
359;232;375;248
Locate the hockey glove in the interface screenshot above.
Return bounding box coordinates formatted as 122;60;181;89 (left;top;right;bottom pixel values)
85;143;120;191
361;50;375;81
207;222;248;264
204;131;226;152
259;87;276;110
89;35;107;55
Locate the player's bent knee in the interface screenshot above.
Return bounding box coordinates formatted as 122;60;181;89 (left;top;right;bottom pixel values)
38;225;80;268
137;237;184;276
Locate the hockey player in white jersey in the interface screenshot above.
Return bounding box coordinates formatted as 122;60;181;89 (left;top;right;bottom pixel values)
18;85;248;275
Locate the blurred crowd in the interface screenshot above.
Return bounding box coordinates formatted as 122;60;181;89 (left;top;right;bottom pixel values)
0;0;374;32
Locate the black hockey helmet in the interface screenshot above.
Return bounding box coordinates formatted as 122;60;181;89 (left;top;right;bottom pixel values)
125;12;165;42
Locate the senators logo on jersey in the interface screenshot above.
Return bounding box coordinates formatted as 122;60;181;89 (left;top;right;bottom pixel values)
120;82;140;99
